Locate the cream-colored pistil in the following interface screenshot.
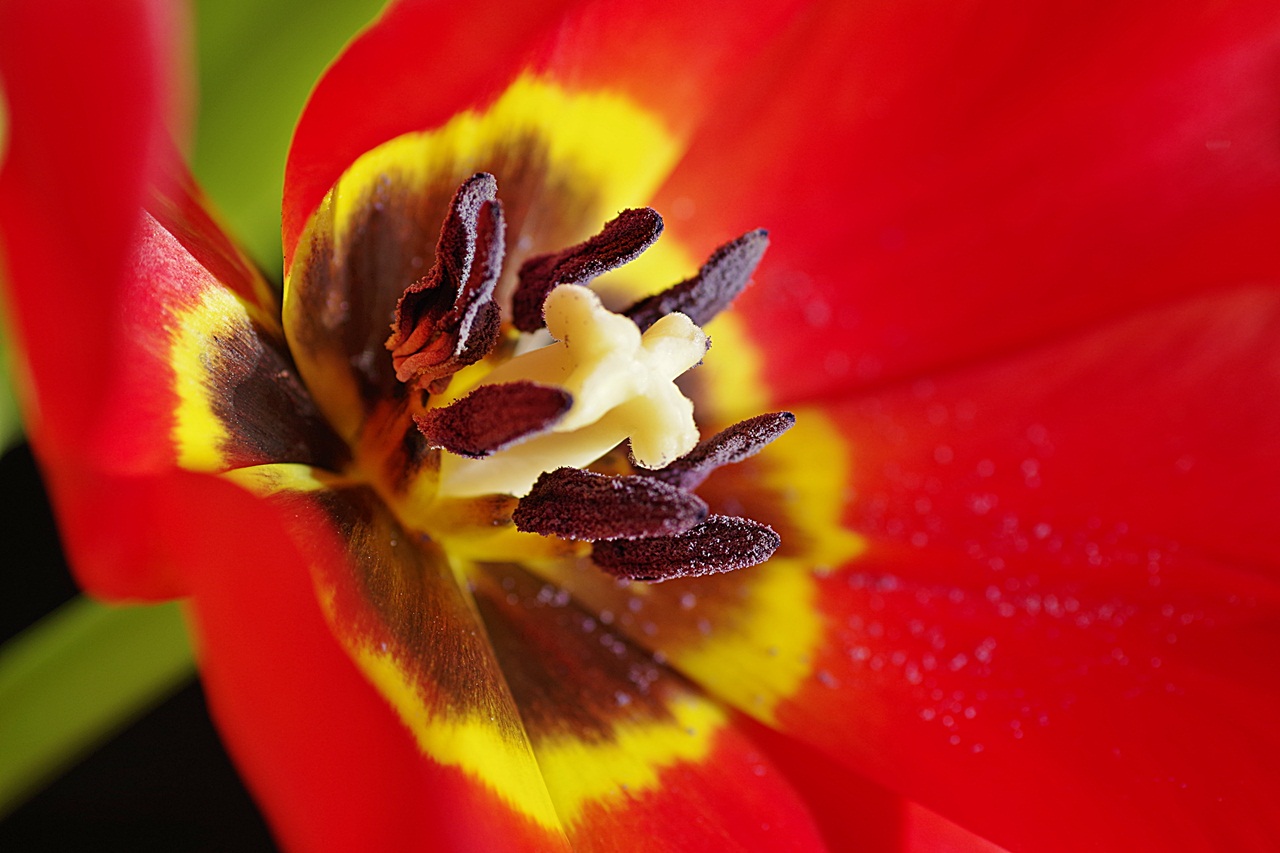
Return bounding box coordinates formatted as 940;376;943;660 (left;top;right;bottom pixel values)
437;285;708;498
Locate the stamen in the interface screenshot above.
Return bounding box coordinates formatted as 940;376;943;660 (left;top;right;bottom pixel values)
591;515;781;581
374;173;787;583
647;411;795;490
511;208;664;332
513;467;708;541
623;229;769;331
386;173;506;389
415;382;573;458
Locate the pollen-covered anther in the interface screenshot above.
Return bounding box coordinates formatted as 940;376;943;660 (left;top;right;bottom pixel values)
624;228;769;331
647;411;795;490
511;207;664;332
385;173;506;391
591;515;781;582
513;467;707;541
415;382;573;458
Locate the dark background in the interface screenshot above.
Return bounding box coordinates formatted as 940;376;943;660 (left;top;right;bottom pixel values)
0;444;277;852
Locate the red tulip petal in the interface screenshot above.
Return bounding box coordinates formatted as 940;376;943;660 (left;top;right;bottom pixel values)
469;562;830;851
166;471;567;852
0;0;186;456
647;0;1280;403
746;721;1011;853
99;205;345;477
13;173;346;598
221;465;573;847
762;287;1280;850
283;0;814;266
284;0;568;265
532;286;1280;849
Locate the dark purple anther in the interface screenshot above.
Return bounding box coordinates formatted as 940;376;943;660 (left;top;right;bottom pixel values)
511;208;664;332
513;467;707;541
591;515;781;581
623;229;769;331
386;173;506;388
647;411;795;490
415;381;573;458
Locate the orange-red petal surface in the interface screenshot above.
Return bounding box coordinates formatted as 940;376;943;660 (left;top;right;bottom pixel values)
470;562;831;851
0;0;186;455
283;0;813;266
761;288;1280;850
178;474;568;852
656;0;1280;403
40;198;345;598
6;0;1280;850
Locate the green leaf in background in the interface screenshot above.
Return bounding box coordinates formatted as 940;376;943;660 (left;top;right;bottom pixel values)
0;307;21;454
0;82;22;453
191;0;388;273
0;599;194;819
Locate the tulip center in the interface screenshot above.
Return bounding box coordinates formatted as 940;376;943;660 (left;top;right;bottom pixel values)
432;283;708;498
384;173;791;581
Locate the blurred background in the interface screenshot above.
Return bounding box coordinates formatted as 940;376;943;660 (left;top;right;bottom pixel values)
1;1;385;848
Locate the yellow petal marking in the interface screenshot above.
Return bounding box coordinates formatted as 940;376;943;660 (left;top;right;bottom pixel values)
169;291;237;472
351;644;563;831
169;288;260;473
698;314;771;417
222;464;565;832
324;74;683;268
664;397;865;722
151;213;278;473
534;694;725;826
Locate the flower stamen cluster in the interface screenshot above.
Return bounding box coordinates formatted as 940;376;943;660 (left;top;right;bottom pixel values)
384;173;792;581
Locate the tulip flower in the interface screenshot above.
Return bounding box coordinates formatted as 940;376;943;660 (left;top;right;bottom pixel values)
3;0;1280;851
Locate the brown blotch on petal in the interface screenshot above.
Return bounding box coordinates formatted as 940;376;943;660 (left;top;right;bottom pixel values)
513;467;707;541
415;381;572;458
591;515;780;582
624;228;769;331
386;173;506;387
647;411;795;490
511;207;664;332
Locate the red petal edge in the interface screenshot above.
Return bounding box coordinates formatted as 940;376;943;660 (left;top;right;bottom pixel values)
0;0;187;456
